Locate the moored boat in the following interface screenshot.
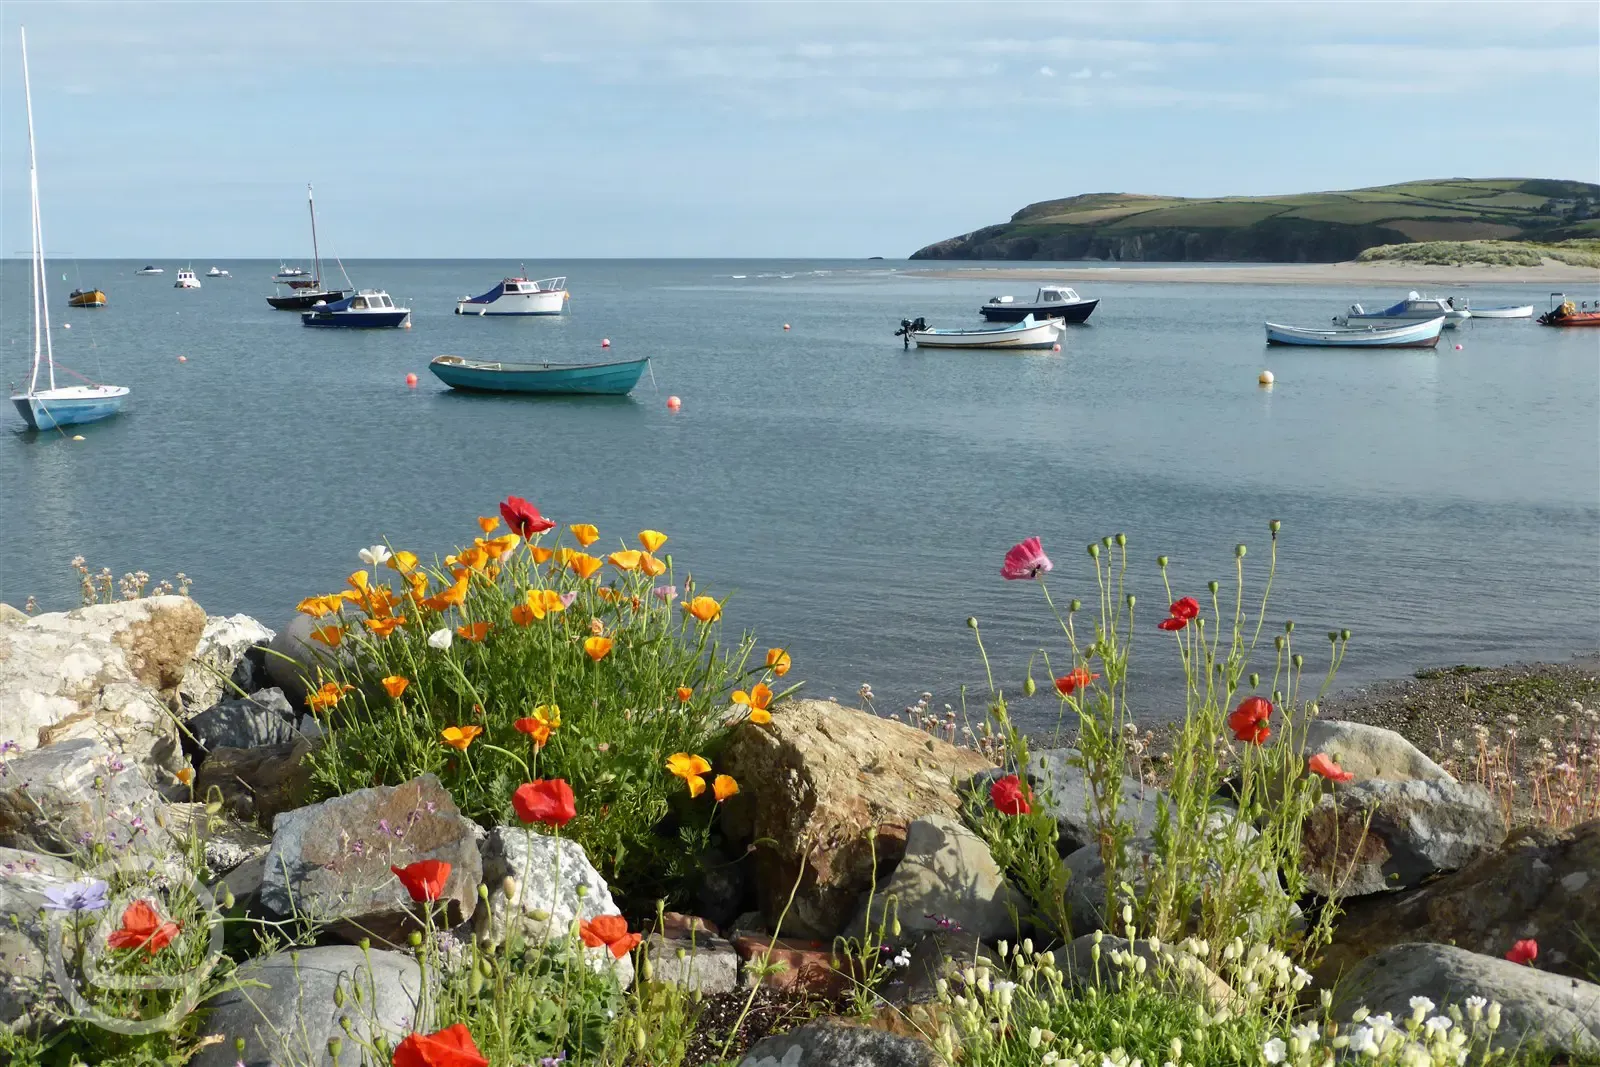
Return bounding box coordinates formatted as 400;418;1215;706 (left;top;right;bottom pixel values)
68;288;105;308
1264;316;1445;348
979;286;1099;323
301;289;410;328
429;355;648;395
273;264;312;285
174;268;201;289
267;185;351;310
1339;292;1469;329
1536;293;1600;328
135;265;163;275
455;274;568;316
1465;304;1532;319
206;266;230;278
906;314;1064;350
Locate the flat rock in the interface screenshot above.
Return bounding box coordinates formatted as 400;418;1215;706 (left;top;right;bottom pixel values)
195;738;315;826
259;774;481;944
193;945;424;1067
847;812;1029;943
720;700;995;939
738;1019;936;1067
1293;719;1454;783
0;847;83;1027
1329;942;1600;1057
890;930;992;1005
186;695;301;754
1302;777;1506;897
642;933;739;993
179;613;275;712
731;934;849;997
0;737;174;855
1321;818;1600;983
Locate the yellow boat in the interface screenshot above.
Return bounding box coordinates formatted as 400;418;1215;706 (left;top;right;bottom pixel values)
68;288;105;308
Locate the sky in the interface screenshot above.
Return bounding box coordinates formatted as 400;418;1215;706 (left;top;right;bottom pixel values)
2;1;1597;258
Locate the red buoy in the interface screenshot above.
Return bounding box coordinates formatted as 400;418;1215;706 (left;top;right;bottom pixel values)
601;338;611;348
666;395;681;412
406;372;418;387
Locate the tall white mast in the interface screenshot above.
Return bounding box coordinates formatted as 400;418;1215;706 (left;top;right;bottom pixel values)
21;28;55;392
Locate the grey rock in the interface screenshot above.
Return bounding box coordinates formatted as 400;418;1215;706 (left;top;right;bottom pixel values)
1027;748;1164;854
259;775;481;944
740;1020;935;1067
1055;934;1234;1009
248;688;296;721
179;614;275;713
264;614;347;706
891;930;992;1005
160;801;272;877
1293;719;1454;783
0;847;82;1027
186;696;300;754
642;933;739;993
1302;777;1506;897
193;946;424;1067
0;738;174;855
696;845;751;928
847;813;1029;942
1330;943;1600;1057
194;739;314;827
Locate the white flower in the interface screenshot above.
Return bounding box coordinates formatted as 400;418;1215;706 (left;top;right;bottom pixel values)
1292;1022;1320;1044
1368;1012;1397;1036
1464;995;1487;1021
1347;1026;1378;1054
1424;1016;1452;1035
359;545;392;566
1262;1037;1287;1064
1409;995;1435;1020
427;628;453;650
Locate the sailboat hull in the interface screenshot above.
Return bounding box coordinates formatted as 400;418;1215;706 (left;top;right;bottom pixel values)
11;386;129;430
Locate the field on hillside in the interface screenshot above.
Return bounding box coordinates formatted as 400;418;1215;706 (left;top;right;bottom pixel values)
1357;238;1600;268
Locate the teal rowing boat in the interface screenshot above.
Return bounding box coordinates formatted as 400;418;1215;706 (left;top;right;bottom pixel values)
429;355;649;395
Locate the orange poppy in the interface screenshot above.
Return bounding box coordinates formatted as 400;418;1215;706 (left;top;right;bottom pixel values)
296;595;345;618
175;767;194;787
665;752;711;797
513;704;561;747
712;774;739;801
676;686;693;703
422;573;470;611
595;587;618;602
364;615;407;638
569;524;600;547
529;546;554;564
683;596;722;623
765;648;791;676
347;570;371;594
307;681;353;712
456;621;492;642
733;682;773;724
579;915;641;959
568;553;603;580
608;550;642;571
638;553;667;577
385;550;419;574
382;676;410;699
310;625;343;648
638;530;668;553
477;533;521;561
477;515;500;534
440;725;483;751
510;603;536;627
456;546;490;572
584;636;613;661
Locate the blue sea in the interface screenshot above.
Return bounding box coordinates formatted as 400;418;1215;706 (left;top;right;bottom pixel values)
3;259;1597;729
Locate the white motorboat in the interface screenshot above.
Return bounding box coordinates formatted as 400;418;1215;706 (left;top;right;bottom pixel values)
1339;292;1470;329
903;314;1064;350
135;265;164;275
456;274;568;316
1464;304;1533;319
274;264;312;284
1265;316;1445;348
980;285;1099;323
206;266;230;278
174;268;201;289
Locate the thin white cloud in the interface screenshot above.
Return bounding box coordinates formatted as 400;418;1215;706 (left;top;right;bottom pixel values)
1070;67;1093;79
1039;65;1055;77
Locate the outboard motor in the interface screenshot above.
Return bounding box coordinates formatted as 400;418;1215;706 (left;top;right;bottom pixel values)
894;317;928;349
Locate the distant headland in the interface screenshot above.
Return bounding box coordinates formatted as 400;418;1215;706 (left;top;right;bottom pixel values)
910;177;1600;262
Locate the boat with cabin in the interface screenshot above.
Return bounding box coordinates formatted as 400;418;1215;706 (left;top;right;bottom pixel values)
266;185;352;310
902;314;1064;350
1537;293;1600;328
429;355;648;395
1264;316;1445;348
455;274;568;316
979;286;1099;323
1339;292;1469;329
68;288;106;308
174;268;201;289
206;266;230;278
135;265;163;275
301;289;410;328
10;29;128;430
273;264;312;286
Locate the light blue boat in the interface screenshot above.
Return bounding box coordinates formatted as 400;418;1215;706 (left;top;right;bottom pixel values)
429;355;649;396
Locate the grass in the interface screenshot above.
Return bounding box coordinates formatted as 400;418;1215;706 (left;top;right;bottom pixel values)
1357;239;1600;267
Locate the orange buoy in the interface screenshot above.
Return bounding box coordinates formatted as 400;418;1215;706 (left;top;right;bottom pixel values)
601;338;611;348
405;373;418;387
666;396;681;411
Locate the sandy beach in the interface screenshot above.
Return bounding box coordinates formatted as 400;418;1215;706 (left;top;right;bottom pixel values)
911;260;1600;287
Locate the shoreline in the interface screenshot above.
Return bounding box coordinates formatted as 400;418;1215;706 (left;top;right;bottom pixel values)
909;260;1600;286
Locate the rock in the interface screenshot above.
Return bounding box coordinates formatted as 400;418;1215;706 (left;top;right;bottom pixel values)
1024;748;1164;854
738;1019;936;1067
1302;778;1506;897
246;687;296;721
1055;934;1235;1010
0;604;27;626
695;844;751;928
720;700;996;938
194;739;314;826
179;614;275;712
846;813;1029;943
0;847;82;1028
161;801;272;877
891;930;992;1005
193;946;424;1067
259;775;481;944
479;825;633;985
1293;720;1454;783
658;912;719;940
731;934;850;997
264;614;347;706
185;695;301;755
0;738;174;855
642;933;740;993
1321;819;1600;983
0;597;203;779
1329;943;1600;1058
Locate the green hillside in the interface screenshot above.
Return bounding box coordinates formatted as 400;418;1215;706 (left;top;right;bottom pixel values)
909;178;1600;262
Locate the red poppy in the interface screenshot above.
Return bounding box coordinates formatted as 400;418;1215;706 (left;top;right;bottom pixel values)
1053;667;1099;697
1505;939;1538;965
513;779;577;827
1169;597;1200;621
391;1023;489;1067
499;496;555;538
1307;753;1354;782
1157;616;1189;632
106;899;180;955
579;914;642;959
990;773;1032;815
1228;696;1273;744
391;860;452;903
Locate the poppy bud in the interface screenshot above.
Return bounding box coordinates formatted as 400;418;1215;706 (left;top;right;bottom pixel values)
1208;580;1219;594
327;1037;343;1060
575;884;588;898
675;947;687;960
1069;599;1081;613
1156;556;1168;568
236;1038;247;1054
333;982;345;1008
966;616;978;630
641;955;654;981
221;888;235;910
1284;620;1294;633
206;800;223;815
1341;629;1351;641
1274;635;1286;650
1293;654;1304;669
408;931;422;947
1115;533;1126;547
359;938;371;952
1023;674;1036;697
1269;519;1281;534
1249;672;1259;687
468;966;484;996
1125;594;1135;608
341;1016;354;1034
1235;544;1247;558
503;876;518;899
1087;543;1100;559
530;908;550;922
478;883;489;901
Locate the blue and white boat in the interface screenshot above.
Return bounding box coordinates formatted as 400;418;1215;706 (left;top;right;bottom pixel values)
429;355;648;395
301;289;411;328
905;314;1064;350
1339;292;1470;329
10;29;128;431
1265;316;1445;348
455;274;568;316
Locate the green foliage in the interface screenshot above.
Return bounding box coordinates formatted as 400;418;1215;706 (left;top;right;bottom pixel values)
1357;238;1600;267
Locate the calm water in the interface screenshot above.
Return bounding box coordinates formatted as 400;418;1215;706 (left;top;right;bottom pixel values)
3;259;1597;729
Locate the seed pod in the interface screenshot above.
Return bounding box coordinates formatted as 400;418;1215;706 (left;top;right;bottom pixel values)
327;1037;343;1060
529;908;551;923
221;888;235;911
1114;533;1126;547
965;616;978;630
408;931;423;948
1235;544;1247;558
1087;543;1100;559
503;876;518;900
1125;594;1135;608
1156;556;1168;568
574;884;588;898
1069;599;1081;613
1340;628;1351;641
1208;579;1219;594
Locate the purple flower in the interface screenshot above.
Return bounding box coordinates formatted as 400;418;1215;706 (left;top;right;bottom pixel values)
378;819;391;835
558;592;578;609
106;756;126;774
0;740;21;756
42;879;109;913
540;1054;567;1067
651;584;678;602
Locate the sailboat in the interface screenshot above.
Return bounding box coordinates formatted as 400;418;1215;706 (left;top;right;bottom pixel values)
265;185;350;310
10;29;128;431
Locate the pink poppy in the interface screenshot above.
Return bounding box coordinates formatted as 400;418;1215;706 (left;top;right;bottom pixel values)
1001;537;1052;581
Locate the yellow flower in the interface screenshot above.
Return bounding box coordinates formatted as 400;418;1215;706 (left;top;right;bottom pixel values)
456;546;490;572
364;615;407;638
639;553;667;577
666;752;711;797
406;571;430;603
676;686;693;703
310;624;343;648
440;725;483;751
608;550;642;572
422;573;470;611
347;570;370;594
385;550;419;574
712;774;739;802
307;681;353;713
530;546;554;564
382;675;410;699
296;595;344;618
478;533;521;560
175;767;194;787
516;704;562;747
456;621;492;642
511;603;536;627
765;648;792;676
734;682;773;724
584;636;614;661
639;530;668;553
477;515;500;534
683;596;722;623
568;553;603;580
569;524;600;547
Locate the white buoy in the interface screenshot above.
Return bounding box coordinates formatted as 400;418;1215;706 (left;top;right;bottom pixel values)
601;338;611;348
178;355;187;363
62;323;70;329
783;323;791;331
1258;370;1274;386
71;435;84;441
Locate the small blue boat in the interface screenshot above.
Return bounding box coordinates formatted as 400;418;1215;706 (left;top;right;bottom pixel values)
429;355;648;396
301;289;411;328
